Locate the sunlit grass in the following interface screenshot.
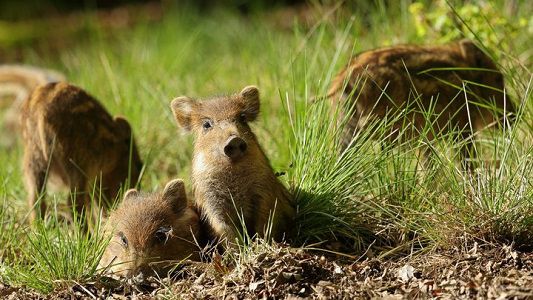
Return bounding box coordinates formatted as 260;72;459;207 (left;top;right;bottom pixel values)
0;0;531;294
2;203;109;293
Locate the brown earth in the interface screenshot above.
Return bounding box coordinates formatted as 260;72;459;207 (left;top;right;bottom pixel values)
1;243;531;299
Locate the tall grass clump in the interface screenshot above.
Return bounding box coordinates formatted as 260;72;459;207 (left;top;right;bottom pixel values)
403;0;533;249
285;68;418;253
283;0;532;255
429;89;533;249
288;75;531;255
3;195;110;293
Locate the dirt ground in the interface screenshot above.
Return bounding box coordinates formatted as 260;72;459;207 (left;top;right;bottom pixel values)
1;242;531;299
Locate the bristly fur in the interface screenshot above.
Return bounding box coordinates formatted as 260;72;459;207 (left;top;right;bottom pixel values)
328;39;515;165
99;179;202;276
171;86;295;245
21;82;143;224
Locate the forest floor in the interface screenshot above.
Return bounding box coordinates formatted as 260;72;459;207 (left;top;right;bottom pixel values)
2;243;532;299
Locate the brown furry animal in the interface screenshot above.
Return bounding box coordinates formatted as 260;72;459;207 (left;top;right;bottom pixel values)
328;39;515;164
99;179;201;277
21;81;142;223
171;86;295;245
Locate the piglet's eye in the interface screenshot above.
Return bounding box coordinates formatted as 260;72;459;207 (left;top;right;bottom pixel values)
238;113;247;123
118;232;128;248
155;226;172;244
202;119;213;130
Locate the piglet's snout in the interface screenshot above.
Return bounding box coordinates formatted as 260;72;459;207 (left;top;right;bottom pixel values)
223;136;247;160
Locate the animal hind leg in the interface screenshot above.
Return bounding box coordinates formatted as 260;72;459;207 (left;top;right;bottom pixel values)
23;150;48;223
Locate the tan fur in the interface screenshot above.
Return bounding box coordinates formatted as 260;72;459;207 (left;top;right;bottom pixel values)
0;65;65;148
99;179;201;277
21;82;143;223
171;86;295;244
328;39;515;162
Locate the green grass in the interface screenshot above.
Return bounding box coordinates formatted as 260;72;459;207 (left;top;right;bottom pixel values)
0;0;532;294
2;209;109;293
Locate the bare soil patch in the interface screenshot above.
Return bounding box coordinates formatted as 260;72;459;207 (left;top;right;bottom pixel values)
2;243;532;299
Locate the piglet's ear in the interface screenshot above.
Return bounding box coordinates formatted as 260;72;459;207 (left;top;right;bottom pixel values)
171;96;196;131
458;39;496;69
240;85;260;122
123;188;139;200
114;116;133;141
162;178;188;213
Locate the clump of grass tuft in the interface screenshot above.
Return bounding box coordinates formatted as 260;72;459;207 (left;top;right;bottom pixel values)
432;94;533;249
285;81;405;252
283;5;532;254
3;195;110;293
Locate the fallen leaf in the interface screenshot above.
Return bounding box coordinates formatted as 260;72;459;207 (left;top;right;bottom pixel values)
249;280;264;292
398;264;416;282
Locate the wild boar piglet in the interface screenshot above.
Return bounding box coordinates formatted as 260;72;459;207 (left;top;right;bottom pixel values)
99;179;201;277
21;82;142;222
171;86;295;245
328;39;514;165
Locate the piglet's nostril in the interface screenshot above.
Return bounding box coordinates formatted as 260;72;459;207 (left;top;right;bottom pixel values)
224;137;247;159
